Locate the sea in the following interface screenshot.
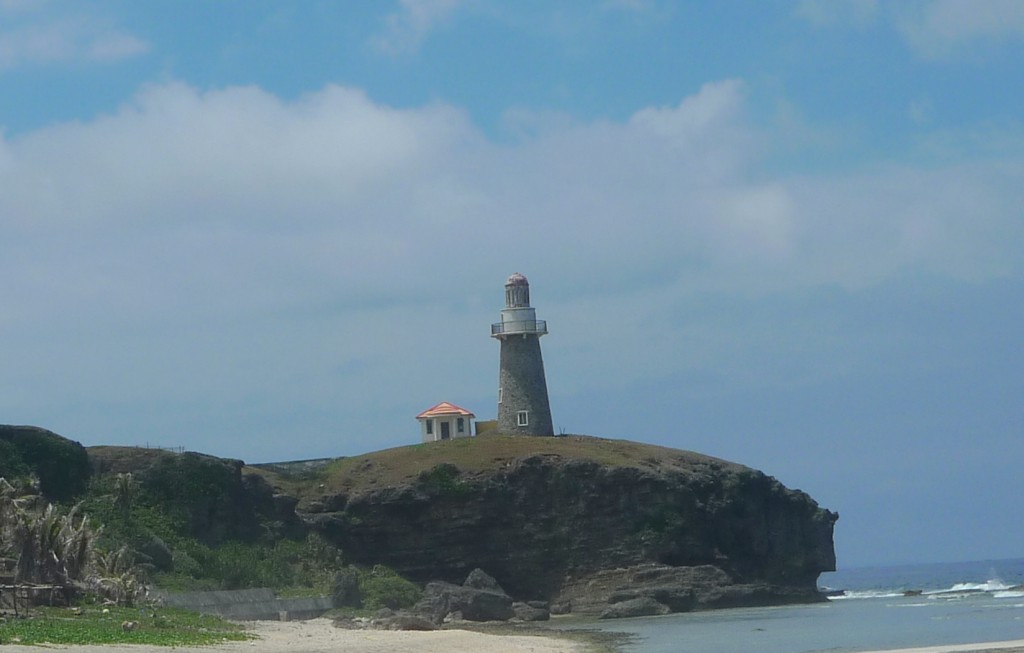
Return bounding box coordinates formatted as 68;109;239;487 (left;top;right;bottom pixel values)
555;558;1024;653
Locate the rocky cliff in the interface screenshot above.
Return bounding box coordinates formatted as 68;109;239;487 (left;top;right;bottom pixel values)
292;435;837;613
88;445;302;544
0;425;92;501
4;425;836;616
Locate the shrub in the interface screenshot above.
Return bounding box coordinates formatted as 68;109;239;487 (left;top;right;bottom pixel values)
360;565;422;610
418;463;471;498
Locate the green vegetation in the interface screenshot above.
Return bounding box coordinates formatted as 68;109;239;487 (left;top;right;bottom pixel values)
0;605;251;646
10;427;739;633
0;427;91;502
325;564;423;613
79;472;346;593
0;439;31;480
152;535;345;593
1;475;150;608
358;565;422;610
0;427;433;649
418;463;473;497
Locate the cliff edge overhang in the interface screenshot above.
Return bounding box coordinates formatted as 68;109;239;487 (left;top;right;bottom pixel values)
293;434;838;614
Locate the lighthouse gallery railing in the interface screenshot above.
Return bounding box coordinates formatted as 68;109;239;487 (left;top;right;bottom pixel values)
491;320;547;336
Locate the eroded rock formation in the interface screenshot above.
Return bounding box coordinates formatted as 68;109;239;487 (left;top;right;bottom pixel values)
297;435;838;615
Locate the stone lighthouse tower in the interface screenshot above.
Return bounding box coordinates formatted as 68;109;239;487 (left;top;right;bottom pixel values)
491;272;554;436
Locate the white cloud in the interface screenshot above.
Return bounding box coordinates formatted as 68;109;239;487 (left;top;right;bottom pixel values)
796;0;1024;58
0;78;1020;458
3;77;1018;325
0;10;148;69
371;0;466;55
897;0;1024;57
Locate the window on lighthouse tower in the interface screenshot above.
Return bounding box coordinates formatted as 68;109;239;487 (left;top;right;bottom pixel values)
517;411;529;427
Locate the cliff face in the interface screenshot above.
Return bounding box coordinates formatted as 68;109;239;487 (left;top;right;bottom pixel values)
299;435;837;608
88;446;300;544
0;425;92;501
17;427;833;615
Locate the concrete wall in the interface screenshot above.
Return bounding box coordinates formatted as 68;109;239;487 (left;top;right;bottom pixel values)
151;588;333;621
420;415;474;442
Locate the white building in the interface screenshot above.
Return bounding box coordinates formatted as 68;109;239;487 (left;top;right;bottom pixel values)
416;402;476;442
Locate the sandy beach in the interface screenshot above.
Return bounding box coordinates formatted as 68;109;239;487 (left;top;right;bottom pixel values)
0;617;588;653
861;644;1024;653
2;618;1023;653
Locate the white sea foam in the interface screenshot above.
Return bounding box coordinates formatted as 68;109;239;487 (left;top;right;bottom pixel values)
993;591;1024;599
944;578;1012;592
826;590;904;600
825;578;1020;602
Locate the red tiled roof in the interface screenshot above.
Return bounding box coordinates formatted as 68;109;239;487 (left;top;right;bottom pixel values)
416;401;475;419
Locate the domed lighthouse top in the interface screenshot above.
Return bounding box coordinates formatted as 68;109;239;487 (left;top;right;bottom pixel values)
505;272;530;308
491;273;548;338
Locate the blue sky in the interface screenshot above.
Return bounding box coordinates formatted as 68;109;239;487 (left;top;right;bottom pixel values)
1;1;1022;569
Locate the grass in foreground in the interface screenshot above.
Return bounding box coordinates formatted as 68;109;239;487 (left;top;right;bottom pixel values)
0;605;253;646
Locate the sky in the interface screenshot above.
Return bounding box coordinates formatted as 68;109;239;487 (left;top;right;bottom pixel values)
1;0;1022;570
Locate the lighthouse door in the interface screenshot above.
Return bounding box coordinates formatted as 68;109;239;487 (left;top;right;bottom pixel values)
440;422;451;440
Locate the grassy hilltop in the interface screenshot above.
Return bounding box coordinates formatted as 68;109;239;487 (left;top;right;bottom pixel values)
249;433;748;501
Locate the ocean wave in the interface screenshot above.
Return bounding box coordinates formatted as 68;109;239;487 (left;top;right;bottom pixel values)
824;578;1022;601
922;578;1016;599
825;590;904;600
943;579;1013;592
993;591;1024;599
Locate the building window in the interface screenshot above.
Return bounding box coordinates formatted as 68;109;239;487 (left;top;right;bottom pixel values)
498;387;503;403
457;417;465;433
517;411;529;427
425;419;433;435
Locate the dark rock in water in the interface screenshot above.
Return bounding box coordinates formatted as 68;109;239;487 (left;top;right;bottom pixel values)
600;596;671;619
512;601;550;621
300;435;837;611
561;563;823;616
904;590;923;597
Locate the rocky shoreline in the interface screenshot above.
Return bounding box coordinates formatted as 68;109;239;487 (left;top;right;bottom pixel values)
332;564;826;628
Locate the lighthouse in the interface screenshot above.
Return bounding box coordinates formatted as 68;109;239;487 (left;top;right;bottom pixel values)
491;273;554;436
